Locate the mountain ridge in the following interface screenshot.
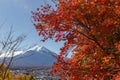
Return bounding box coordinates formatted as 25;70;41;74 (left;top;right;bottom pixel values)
0;45;57;68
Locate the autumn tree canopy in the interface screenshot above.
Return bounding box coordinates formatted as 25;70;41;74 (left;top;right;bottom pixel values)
0;64;35;80
33;0;120;79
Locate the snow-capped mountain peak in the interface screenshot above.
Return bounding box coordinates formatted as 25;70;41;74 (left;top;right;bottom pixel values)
0;45;57;68
28;45;42;51
27;45;50;52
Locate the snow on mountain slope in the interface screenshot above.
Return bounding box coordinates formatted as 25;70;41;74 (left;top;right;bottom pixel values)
0;51;24;58
0;46;57;68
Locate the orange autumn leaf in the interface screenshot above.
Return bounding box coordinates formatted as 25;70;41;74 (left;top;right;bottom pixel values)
117;43;120;51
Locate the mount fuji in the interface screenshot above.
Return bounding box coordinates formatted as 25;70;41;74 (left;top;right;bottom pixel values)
0;45;57;68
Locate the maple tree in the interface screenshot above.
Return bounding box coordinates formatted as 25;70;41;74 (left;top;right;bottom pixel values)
33;0;120;79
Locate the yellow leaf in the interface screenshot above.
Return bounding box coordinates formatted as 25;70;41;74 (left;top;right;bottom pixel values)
102;56;112;63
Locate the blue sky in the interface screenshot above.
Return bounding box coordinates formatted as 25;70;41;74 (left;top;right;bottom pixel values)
0;0;64;54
